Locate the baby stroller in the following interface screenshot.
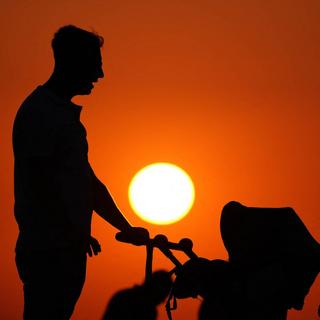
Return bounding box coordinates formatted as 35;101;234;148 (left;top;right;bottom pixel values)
116;201;320;319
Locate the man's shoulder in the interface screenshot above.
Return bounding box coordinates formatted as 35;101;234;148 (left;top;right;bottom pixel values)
18;86;56;115
15;86;70;129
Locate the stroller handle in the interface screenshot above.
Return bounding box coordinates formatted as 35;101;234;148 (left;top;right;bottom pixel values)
116;231;197;259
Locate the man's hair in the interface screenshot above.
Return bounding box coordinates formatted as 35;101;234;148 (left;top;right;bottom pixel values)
52;25;104;64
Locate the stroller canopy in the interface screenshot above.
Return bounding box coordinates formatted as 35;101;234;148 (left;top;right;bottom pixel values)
220;201;320;310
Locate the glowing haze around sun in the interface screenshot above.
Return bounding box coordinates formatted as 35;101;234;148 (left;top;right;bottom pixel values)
128;163;195;225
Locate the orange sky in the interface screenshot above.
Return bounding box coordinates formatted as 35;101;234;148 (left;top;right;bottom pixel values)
1;1;320;319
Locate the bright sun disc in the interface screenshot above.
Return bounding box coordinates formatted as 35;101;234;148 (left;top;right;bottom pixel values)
128;163;195;225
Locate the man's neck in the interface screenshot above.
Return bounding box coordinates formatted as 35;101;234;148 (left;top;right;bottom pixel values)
43;72;74;102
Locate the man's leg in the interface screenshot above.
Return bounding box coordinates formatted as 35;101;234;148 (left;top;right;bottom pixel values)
16;249;87;319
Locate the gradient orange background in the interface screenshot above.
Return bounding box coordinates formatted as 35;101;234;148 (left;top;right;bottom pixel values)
1;1;320;319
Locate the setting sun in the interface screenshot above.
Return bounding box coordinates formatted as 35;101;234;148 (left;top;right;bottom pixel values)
128;163;195;225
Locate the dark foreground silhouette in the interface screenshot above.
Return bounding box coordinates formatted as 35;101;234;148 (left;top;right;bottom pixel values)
13;25;147;319
103;270;173;320
172;201;320;319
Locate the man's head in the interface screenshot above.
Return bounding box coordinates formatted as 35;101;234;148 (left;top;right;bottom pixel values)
52;25;104;96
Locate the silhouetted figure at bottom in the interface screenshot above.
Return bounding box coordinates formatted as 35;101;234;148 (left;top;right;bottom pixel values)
103;270;173;320
172;201;320;319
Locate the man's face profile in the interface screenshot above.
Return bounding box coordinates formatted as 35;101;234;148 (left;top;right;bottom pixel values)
67;46;104;96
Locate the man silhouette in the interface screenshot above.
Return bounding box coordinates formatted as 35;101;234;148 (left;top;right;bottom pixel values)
13;25;146;319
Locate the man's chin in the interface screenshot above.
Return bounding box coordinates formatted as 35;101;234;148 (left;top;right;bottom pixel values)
76;86;93;95
79;89;92;95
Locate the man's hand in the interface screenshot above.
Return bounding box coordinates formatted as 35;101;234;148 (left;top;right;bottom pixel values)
116;227;149;246
86;236;101;257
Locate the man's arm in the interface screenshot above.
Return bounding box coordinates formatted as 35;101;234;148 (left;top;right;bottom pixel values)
90;166;132;232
